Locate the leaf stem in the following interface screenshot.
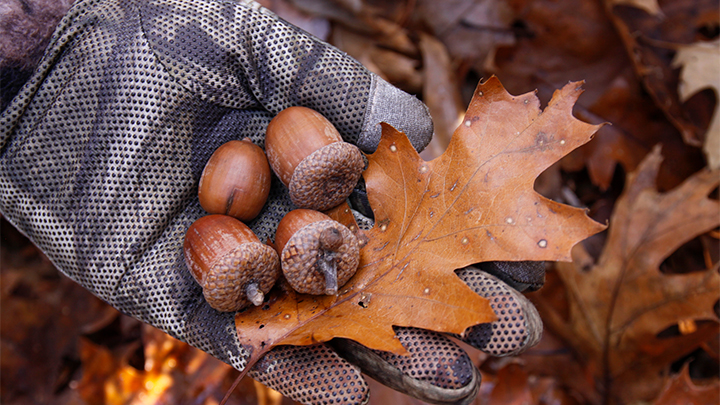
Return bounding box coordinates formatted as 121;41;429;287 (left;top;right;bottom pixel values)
220;351;264;405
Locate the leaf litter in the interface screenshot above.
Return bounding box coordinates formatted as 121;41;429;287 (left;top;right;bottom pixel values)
2;0;718;403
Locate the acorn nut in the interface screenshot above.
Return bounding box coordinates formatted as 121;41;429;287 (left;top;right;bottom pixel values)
275;209;360;295
265;107;365;211
184;215;280;312
198;139;272;222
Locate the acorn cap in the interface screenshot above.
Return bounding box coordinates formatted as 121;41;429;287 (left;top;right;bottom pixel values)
289;142;365;211
281;219;360;295
200;241;279;311
184;215;280;312
265;107;344;186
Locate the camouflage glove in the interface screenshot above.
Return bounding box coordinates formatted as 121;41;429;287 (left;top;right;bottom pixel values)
0;0;544;403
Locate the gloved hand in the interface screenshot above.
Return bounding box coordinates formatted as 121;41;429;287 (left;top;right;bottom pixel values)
0;0;544;403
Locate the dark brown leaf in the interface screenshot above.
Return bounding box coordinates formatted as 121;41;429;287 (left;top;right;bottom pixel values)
533;146;720;403
652;364;720;405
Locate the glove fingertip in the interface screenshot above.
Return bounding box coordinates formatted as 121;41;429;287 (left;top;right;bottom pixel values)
455;267;543;357
357;77;433;153
330;329;480;405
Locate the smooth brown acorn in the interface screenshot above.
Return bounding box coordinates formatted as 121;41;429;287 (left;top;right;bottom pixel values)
265;106;365;211
184;215;280;312
198;139;271;222
275;209;360;295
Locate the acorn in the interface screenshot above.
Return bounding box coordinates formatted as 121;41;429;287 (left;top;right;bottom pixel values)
275;209;360;295
184;215;280;312
198;139;272;222
265;107;365;211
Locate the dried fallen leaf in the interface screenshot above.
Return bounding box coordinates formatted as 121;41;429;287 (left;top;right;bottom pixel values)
567;73;705;192
609;0;662;16
652;364;720;405
495;0;628;107
672;39;720;169
534;146;720;403
0;220;120;404
606;0;718;152
412;0;515;73
492;0;707;191
331;26;423;94
418;32;465;160
235;77;605;372
77;325;234;405
488;363;533;405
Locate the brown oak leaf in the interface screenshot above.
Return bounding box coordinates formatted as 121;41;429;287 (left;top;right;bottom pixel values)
235;77;605;371
652;364;720;405
533;146;720;404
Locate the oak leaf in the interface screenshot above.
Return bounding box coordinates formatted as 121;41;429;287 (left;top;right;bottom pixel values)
533;146;720;404
235;77;605;370
652;364;720;405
